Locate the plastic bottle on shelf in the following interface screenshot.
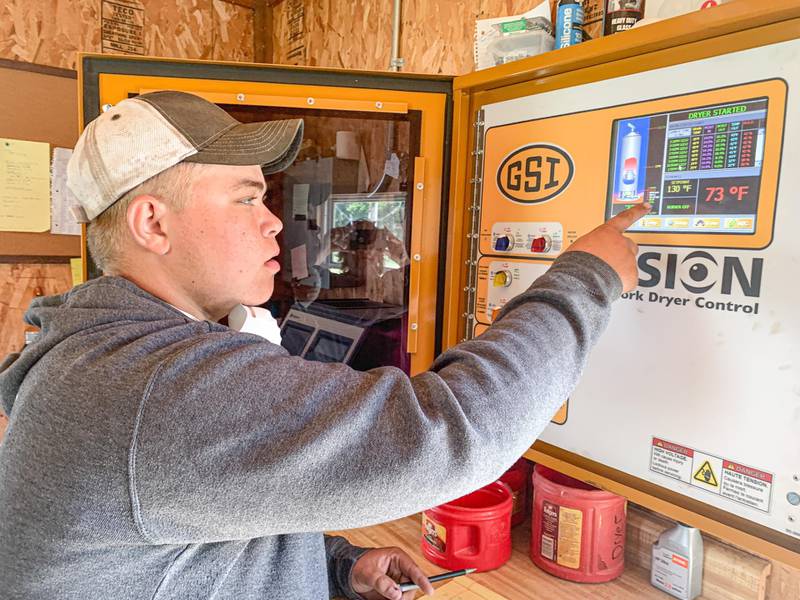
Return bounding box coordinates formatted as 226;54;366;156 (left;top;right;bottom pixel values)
605;0;645;35
555;0;584;49
651;523;704;599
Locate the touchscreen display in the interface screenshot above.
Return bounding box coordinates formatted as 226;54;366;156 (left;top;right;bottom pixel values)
606;97;768;234
305;331;353;363
281;321;314;356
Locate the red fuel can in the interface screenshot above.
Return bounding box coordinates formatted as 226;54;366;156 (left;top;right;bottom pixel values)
499;458;532;527
530;465;626;583
421;481;513;572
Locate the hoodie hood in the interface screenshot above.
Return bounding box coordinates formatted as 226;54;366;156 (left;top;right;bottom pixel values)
0;276;204;416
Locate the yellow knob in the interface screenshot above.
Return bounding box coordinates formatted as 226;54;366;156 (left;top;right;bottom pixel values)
493;270;512;287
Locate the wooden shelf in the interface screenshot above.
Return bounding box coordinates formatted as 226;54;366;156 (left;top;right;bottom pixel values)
330;514;670;599
0;231;80;261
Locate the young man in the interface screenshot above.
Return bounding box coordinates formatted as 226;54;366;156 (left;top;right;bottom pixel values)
0;91;648;600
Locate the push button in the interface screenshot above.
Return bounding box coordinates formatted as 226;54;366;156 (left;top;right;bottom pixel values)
492;270;512;288
494;235;513;252
531;235;552;253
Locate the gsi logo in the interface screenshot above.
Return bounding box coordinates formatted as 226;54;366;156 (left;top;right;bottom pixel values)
496;144;574;204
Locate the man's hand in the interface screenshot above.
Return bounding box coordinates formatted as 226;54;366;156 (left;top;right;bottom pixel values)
350;547;434;599
564;203;651;292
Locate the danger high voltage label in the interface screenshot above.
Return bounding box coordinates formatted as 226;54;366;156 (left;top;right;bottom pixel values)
650;437;773;513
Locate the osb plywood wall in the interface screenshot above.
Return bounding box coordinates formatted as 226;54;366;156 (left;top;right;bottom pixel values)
0;0;254;71
0;0;254;437
272;0;550;74
0;264;73;441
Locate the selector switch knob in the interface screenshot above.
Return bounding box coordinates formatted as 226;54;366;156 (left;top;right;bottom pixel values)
788;492;800;506
492;270;513;288
531;235;552;253
494;235;513;252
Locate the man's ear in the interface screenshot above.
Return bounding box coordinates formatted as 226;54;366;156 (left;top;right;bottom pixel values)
126;194;171;256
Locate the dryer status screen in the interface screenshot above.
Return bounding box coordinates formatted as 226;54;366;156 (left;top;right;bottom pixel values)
606;97;768;234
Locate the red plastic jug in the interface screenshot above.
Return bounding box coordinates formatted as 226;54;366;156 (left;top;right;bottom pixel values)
499;458;532;527
530;464;626;583
421;481;513;572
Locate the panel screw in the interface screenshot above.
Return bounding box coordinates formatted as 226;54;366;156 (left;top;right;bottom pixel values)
307;97;315;105
413;254;421;261
416;182;424;190
236;93;245;101
410;323;418;331
375;101;383;109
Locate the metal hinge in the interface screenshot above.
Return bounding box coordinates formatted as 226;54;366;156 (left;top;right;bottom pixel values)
464;109;486;342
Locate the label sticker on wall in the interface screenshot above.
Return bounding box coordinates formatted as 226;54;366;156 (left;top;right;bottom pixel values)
101;0;145;55
650;438;773;513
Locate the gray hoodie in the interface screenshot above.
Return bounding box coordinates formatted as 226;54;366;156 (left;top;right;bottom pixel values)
0;251;621;599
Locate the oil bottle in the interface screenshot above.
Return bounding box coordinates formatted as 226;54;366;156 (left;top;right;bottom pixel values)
651;523;703;599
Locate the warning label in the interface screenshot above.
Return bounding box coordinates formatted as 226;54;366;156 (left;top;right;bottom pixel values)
650;438;694;482
650;438;772;513
693;459;719;488
691;457;719;488
102;0;145;55
720;460;773;512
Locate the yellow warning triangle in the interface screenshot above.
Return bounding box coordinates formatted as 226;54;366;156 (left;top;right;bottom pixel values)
693;460;719;486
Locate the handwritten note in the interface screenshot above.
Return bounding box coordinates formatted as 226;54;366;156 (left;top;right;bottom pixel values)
51;147;81;235
0;138;51;232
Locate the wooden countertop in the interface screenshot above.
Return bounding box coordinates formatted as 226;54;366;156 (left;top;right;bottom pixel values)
330;514;671;599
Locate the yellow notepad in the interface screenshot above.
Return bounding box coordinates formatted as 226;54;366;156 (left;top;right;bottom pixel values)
0;138;51;232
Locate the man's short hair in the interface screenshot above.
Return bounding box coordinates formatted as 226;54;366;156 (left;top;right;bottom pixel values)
87;162;206;274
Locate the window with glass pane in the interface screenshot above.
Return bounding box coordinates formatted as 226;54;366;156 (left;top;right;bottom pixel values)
220;104;421;373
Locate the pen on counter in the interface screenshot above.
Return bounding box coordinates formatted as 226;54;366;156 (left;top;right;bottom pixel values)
398;567;476;593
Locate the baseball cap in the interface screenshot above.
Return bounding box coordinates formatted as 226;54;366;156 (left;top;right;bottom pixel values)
67;90;304;221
